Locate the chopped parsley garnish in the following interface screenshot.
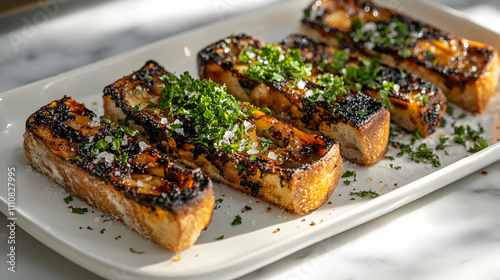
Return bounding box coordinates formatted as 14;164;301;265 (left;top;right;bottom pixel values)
100;229;106;234
468;138;489;153
384;156;395;161
231;215;242;226
236;163;245;172
320;53;394;109
357;109;370;117
82;117;138;165
350;189;379;199
145;72;260;153
68;206;88;214
260;137;272;152
452;123;485;147
377;81;395;109
237;43;348;110
389;164;402;170
64;195;73;204
117;116;133;127
411;129;422;143
351;17;418;53
238;44;312;85
446;104;455;116
414;92;429;105
235;39;395;111
87;226;93;230
309;74;347;109
401;48;412;58
435;137;449;151
341;170;357;181
396;143;441;167
343;180;351;186
216;235;224;240
95;139;109;150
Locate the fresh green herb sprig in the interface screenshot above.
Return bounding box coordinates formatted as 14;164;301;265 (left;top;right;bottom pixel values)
350;189;379;199
68;206;88;214
342;170;357;181
435;137;449;152
237;43;348;110
350;17;418;53
452;123;489;153
154;72;257;153
396;142;441;167
309;74;348;109
82;117;138;165
468;138;488;153
231;215;242;226
319;51;394;109
342;170;357;186
239;44;312;85
452;123;485;146
64;195;73;204
237;41;395;112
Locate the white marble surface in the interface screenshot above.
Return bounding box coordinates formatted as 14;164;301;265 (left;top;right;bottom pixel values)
1;0;500;279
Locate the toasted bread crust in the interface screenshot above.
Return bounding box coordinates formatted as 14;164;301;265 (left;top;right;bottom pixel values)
103;61;343;214
197;34;390;165
24;97;214;252
301;0;499;113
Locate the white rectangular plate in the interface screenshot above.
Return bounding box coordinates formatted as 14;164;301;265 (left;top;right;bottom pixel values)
1;0;500;279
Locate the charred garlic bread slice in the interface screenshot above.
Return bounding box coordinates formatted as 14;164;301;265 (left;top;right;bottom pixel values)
301;0;500;113
24;96;214;252
198;34;390;165
103;60;342;215
279;33;446;137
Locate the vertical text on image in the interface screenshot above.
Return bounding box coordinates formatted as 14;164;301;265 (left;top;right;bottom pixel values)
7;166;17;273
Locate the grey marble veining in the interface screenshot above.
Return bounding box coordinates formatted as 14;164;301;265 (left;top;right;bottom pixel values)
1;1;500;280
239;161;500;280
0;0;285;93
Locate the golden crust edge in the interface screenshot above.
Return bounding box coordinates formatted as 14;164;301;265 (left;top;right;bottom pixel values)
23;127;214;252
103;95;342;215
300;24;500;114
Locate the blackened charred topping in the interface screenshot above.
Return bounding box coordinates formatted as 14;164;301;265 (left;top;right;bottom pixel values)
26;96;211;214
27;96;80;141
205;34;384;127
302;0;494;86
132;60;166;81
106;60;338;203
279;34;441;107
374;64;438;102
336;93;384;125
422;103;442;134
280;33;325;50
197;33;257;71
298;88;383;127
240;180;262;195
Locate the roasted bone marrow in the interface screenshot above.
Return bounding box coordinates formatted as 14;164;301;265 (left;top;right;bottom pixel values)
24;96;214;252
197;33;390;165
103;60;343;215
301;0;500;113
278;33;446;137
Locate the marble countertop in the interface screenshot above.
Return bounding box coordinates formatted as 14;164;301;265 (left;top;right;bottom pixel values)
1;0;500;279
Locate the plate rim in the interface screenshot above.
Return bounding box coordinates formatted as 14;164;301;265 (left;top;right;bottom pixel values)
1;0;500;279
